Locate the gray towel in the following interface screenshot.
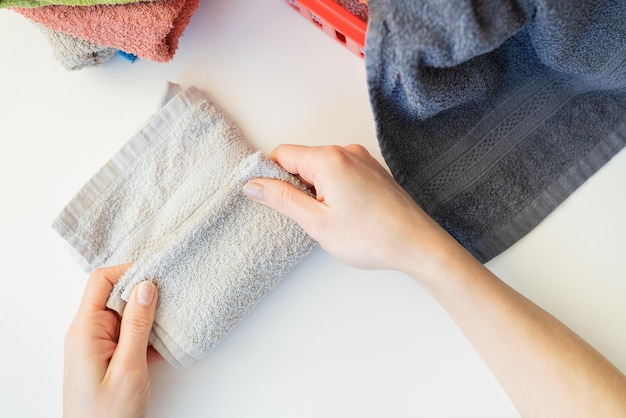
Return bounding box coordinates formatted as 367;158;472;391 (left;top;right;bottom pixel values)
37;24;117;71
366;0;626;262
53;83;318;366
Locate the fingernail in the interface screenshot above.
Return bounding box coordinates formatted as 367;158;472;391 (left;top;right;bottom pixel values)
243;181;265;200
137;281;156;306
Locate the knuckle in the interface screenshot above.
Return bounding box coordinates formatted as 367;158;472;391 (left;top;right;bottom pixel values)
322;145;351;167
122;311;152;334
90;265;116;279
87;267;106;283
323;144;371;168
87;266;115;288
325;144;348;156
345;143;368;155
88;268;99;280
108;363;148;390
272;182;295;214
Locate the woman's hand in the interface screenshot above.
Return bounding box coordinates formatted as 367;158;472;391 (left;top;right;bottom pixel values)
243;144;450;276
244;144;626;418
63;264;159;418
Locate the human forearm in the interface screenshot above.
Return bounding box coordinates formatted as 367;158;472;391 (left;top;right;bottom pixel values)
403;231;626;417
245;144;626;417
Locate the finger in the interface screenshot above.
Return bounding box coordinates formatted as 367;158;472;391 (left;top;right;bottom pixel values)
79;263;133;313
110;280;158;370
243;178;325;234
267;144;306;172
267;144;323;185
147;347;164;364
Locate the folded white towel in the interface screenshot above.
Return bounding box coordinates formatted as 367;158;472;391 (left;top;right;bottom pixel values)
54;83;318;366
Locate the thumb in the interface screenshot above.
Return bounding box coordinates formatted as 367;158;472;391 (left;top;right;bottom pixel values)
112;281;158;369
242;178;324;233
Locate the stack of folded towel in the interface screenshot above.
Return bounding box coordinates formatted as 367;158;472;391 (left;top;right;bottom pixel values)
7;0;200;70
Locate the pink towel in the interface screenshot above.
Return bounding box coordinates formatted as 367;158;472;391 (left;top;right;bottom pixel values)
13;0;199;63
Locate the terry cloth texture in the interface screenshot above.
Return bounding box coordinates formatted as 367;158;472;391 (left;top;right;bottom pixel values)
336;0;368;22
13;0;199;62
2;0;149;8
38;24;117;71
53;83;318;367
366;0;626;262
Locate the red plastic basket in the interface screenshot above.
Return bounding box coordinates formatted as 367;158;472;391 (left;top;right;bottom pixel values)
286;0;367;58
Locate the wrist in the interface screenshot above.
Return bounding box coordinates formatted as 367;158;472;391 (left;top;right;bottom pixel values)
395;217;479;292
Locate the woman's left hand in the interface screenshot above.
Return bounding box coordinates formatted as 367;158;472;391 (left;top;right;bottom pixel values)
63;263;159;418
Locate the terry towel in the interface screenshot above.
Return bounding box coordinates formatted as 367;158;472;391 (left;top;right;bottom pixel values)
366;0;626;262
37;24;117;71
13;0;200;62
53;83;318;367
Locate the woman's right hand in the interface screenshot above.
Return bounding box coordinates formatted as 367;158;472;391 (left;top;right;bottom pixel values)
242;144;454;276
244;143;626;418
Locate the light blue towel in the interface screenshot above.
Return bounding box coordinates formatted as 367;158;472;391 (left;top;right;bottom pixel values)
366;0;626;262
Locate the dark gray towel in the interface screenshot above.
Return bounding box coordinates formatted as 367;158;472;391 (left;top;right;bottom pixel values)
365;0;626;262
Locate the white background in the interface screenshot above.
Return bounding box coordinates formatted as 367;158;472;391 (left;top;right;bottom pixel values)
1;0;625;417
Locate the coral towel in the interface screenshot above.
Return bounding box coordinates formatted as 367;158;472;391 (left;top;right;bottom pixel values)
13;0;199;62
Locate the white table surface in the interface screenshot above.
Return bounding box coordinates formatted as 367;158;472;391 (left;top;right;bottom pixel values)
1;1;625;417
